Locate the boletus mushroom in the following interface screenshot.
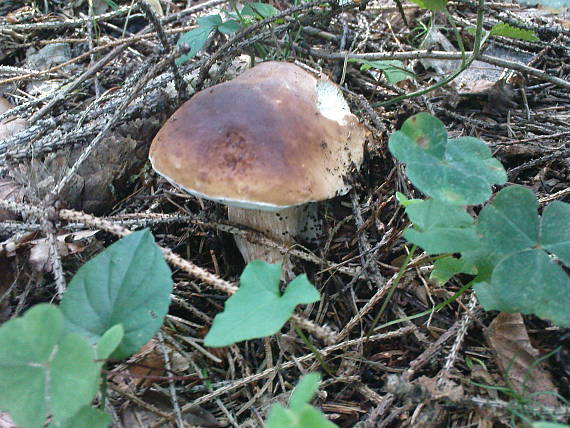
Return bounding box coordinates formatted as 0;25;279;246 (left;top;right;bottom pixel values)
149;61;366;274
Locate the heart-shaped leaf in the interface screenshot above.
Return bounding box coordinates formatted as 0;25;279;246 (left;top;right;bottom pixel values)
204;261;320;347
61;230;172;359
389;113;507;205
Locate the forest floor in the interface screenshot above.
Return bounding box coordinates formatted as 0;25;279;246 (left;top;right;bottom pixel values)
0;0;569;426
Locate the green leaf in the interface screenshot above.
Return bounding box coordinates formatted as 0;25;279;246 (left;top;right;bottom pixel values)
197;14;224;28
61;230;173;359
265;373;338;428
490;23;539;41
409;0;448;10
388;113;507;205
476;186;538;258
0;304;101;428
175;15;223;65
430;256;476;285
242;2;279;18
403;199;478;254
541;201;570;266
204;261;320;347
475;251;570;326
47;406;111;428
96;324;124;361
218;19;242;34
289;373;322;409
473;186;570;327
349;59;415;85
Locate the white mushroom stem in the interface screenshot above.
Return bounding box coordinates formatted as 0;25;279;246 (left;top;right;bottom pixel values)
227;206;306;276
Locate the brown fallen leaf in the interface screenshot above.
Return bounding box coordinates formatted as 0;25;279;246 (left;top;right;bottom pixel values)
111;338;189;391
28;230;97;273
486;312;559;407
0;411;18;428
415;376;464;403
0;97;28;141
0;178;23;222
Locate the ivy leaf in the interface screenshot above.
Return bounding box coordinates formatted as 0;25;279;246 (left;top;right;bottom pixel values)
0;305;101;428
349;59;415;85
490;23;539;41
176;15;223;65
473;186;570;327
388;113;507;205
61;230;173;359
265;373;338;428
204;261;320;347
403;198;478;254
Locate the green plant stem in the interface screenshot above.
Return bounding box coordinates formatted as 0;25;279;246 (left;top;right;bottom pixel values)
374;0;487;107
99;369;107;410
293;324;335;377
229;0;247;25
444;9;466;64
393;0;409;28
366;245;417;339
375;279;475;331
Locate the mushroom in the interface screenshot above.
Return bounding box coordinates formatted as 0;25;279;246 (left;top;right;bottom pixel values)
149;61;366;274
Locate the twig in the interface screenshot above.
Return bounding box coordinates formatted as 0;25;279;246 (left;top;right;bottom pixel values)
148;326;415;428
294;48;570;91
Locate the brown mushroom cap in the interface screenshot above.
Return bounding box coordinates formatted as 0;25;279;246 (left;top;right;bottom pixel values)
149;61;366;210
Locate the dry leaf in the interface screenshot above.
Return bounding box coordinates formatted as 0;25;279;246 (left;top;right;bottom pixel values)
0;178;23;222
0;97;28;141
28;230;97;273
415;376;464;402
486;312;559;407
112;338;188;391
123;339;168;389
0;411;18;428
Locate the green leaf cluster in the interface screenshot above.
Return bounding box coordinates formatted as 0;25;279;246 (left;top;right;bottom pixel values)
0;230;173;428
389;114;570;327
176;15;227;65
176;3;279;65
265;373;338;428
205;261;320;347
